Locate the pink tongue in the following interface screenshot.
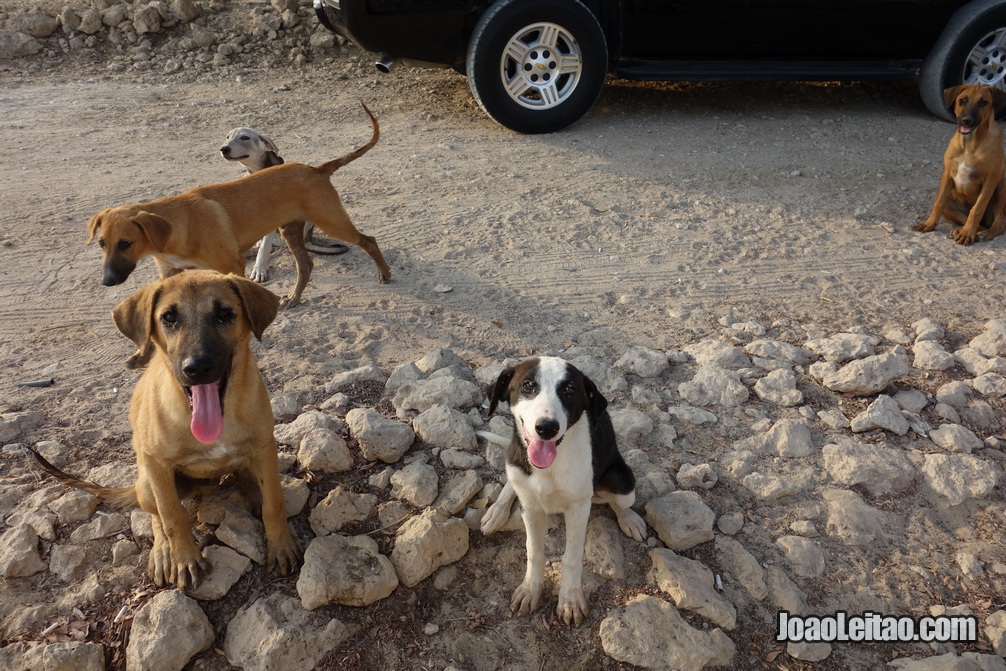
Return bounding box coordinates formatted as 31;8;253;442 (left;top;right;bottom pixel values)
190;382;223;444
527;437;557;469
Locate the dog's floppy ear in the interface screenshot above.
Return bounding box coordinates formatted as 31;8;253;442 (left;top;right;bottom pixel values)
944;85;966;114
111;283;161;369
85;210;106;244
133;211;172;252
259;132;279;154
582;374;608;417
991;87;1006;115
227;275;280;341
487;366;515;416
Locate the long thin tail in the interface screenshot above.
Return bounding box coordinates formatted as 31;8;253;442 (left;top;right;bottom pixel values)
27;447;138;509
475;430;511;447
315;102;380;176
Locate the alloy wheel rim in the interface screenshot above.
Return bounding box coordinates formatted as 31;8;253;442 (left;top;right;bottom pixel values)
499;22;583;110
964;27;1006;89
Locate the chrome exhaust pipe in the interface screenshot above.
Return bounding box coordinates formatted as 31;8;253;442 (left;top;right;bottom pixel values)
375;55;396;73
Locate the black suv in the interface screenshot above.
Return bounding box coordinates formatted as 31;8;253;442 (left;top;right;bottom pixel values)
314;0;1006;133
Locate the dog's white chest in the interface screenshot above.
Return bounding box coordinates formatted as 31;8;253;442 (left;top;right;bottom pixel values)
954;160;976;191
507;432;594;515
511;470;585;514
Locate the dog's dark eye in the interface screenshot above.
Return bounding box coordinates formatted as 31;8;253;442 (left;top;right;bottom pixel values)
160;310;178;328
561;382;576;397
959;97;969;106
979;99;988;107
521;379;537;395
97;240;106;248
117;240;133;251
215;307;235;325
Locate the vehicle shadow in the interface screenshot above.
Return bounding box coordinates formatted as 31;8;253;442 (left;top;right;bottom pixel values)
589;76;934;123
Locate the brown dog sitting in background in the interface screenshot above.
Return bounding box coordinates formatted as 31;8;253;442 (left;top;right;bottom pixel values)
86;103;390;308
915;84;1006;245
30;270;300;589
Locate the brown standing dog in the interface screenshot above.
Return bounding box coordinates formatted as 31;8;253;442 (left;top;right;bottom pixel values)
86;103;390;308
29;270;300;589
915;84;1006;245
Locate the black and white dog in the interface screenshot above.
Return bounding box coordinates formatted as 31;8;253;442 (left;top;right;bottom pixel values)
219;127;348;283
478;356;647;626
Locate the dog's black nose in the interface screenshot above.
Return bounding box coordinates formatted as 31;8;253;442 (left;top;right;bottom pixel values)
102;269;124;286
535;418;560;440
182;355;216;381
220;146;231;156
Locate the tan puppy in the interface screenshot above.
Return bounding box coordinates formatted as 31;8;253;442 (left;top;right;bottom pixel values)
87;103;390;308
30;270;300;589
915;84;1006;245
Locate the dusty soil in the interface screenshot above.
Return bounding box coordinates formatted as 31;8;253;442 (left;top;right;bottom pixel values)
2;4;1006;670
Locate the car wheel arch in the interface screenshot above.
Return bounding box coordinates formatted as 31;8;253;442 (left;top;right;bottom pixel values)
919;0;1006;120
467;0;621;65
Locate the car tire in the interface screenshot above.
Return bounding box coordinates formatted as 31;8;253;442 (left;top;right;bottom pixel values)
919;0;1006;120
466;0;607;133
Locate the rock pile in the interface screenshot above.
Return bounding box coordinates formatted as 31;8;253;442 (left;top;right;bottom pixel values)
2;316;1006;669
0;0;338;74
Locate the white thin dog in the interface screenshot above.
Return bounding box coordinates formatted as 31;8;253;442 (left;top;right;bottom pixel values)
219;127;347;282
478;356;647;626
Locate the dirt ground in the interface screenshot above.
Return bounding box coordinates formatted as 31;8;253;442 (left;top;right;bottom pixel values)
3;5;1006;670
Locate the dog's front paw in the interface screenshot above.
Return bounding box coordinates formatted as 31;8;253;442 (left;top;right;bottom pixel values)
278;295;300;310
249;266;269;283
616;508;648;542
556;584;589;626
147;539;173;587
149;545;209;589
951;226;978;245
175;553;210;589
509;580;543;617
266;530;302;576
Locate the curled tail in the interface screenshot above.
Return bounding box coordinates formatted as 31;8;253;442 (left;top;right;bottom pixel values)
315;102;380;176
28;447;138;509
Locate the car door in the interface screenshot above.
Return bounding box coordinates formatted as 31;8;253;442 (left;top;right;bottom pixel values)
620;0;752;60
619;0;957;61
744;0;958;59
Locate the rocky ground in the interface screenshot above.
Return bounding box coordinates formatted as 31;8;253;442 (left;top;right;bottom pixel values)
2;1;1006;670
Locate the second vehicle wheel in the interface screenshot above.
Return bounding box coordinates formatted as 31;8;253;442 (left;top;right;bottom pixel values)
466;0;607;134
919;0;1006;120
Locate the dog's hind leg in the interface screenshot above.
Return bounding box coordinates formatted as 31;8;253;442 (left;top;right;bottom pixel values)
594;489;647;541
594;460;647;541
979;184;1006;241
306;199;391;284
277;222;314;309
481;480;518;535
